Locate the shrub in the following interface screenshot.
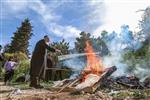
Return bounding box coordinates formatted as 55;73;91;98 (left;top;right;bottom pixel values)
12;60;30;82
4;52;28;61
0;62;5;79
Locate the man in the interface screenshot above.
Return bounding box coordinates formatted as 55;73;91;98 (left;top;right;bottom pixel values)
0;45;3;61
30;35;59;88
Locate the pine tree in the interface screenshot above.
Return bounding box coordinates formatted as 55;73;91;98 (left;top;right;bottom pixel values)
9;18;33;55
75;31;91;53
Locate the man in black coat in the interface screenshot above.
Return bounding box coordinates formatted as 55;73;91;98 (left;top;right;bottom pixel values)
30;35;59;88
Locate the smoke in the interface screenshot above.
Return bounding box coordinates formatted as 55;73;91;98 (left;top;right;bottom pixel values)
102;24;150;79
103;53;127;77
134;67;150;82
62;57;86;79
63;57;85;71
102;25;142;77
61;24;147;79
104;25;141;52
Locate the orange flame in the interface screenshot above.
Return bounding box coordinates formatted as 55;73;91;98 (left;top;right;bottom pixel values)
82;41;104;81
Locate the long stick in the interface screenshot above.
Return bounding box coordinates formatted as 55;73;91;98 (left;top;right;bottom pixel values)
57;78;79;93
58;75;83;93
57;81;73;93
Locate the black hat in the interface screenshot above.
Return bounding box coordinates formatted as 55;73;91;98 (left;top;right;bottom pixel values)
44;35;49;38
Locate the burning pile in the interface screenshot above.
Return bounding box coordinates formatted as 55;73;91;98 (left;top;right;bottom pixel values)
52;40;150;94
53;41;117;93
75;41;104;90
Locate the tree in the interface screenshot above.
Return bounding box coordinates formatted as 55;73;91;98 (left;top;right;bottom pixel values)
75;31;91;53
101;30;108;39
3;44;11;53
75;31;109;56
49;39;70;65
51;39;70;55
123;6;150;74
133;6;150;58
137;6;150;43
91;36;109;56
8;18;33;55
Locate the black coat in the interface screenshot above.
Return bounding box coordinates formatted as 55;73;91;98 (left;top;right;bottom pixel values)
30;39;55;76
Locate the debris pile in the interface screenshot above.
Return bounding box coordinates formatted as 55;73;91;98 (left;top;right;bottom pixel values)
98;75;150;92
51;66;117;94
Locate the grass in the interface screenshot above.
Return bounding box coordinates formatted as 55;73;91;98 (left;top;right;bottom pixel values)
9;81;54;90
11;82;31;90
110;89;150;99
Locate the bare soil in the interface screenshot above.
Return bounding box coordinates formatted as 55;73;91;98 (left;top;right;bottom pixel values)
0;82;112;100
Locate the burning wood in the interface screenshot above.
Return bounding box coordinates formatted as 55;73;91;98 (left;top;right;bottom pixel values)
53;41;117;93
72;41;107;93
51;66;116;93
70;66;117;94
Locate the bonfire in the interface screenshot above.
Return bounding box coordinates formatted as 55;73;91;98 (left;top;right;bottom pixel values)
75;41;104;89
53;41;117;93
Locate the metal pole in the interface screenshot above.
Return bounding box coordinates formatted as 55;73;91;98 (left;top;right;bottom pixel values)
43;49;47;79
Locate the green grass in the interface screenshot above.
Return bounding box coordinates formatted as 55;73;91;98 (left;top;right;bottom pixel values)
10;81;54;90
110;89;150;99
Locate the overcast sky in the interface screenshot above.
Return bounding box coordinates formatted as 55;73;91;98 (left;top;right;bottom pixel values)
0;0;150;52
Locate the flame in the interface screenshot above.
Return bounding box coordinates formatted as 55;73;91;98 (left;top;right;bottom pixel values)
82;41;104;81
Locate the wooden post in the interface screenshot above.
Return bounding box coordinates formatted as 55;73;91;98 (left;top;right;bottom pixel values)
43;49;48;79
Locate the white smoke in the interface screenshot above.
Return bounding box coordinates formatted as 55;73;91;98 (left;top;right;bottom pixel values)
61;24;148;79
103;53;127;77
62;57;86;79
61;25;142;78
102;25;142;77
134;67;150;82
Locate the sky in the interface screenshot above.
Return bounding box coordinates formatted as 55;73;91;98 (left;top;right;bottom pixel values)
0;0;150;53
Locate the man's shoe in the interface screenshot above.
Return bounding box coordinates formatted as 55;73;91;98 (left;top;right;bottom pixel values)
37;84;44;88
29;84;44;89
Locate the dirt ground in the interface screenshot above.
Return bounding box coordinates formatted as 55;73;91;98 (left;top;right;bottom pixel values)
0;82;15;100
0;82;112;100
1;81;150;100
